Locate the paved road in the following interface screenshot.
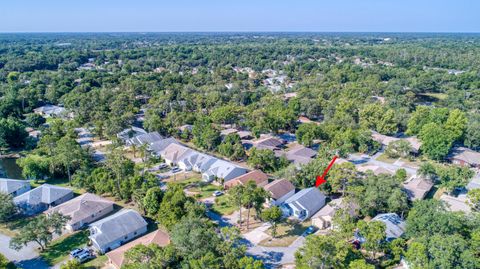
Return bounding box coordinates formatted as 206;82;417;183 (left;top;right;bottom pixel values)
0;233;50;269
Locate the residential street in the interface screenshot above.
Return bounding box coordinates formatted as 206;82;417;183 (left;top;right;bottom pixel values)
0;233;50;269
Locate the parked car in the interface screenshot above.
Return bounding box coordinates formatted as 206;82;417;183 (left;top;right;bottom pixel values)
213;191;224;197
76;251;94;263
171;167;182;173
303;226;317;236
70;248;84;257
158;163;168;169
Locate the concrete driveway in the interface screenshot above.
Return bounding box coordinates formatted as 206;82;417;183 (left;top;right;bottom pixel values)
0;233;50;269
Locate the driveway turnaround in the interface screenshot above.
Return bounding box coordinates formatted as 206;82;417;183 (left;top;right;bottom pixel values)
0;233;50;269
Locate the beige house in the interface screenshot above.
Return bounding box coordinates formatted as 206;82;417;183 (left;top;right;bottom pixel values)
106;229;170;269
263;179;295;206
46;193;114;232
224;170;269;189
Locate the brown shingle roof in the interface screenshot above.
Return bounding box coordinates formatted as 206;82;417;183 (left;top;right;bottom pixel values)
106;229;170;269
224;170;269;188
263;179;295;200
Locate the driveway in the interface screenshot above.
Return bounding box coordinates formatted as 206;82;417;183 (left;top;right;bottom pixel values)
0;233;50;269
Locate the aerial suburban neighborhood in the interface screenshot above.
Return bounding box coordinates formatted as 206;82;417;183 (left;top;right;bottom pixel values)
0;2;480;269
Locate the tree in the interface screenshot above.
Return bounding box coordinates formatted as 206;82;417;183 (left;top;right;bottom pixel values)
228;185;245;228
0;117;28;148
328;162;357;196
0;253;11;269
464;115;480;150
123;244;179;269
218;133;245;161
406;106;431;135
54;136;86;185
296;123;322;147
60;259;84;269
385;140;412;159
242;181;267;230
17;154;50;181
170;216;219;260
144;187;164;217
348;259;374;269
247;148;287;173
157;184;196;230
419;122;453;160
357;220;386;260
444;109;467;143
261;206;283;238
25;113;46;128
0;193;17;223
192;117;221;151
467;189;480;212
10;212;69;251
295;234;356;269
405;242;429;269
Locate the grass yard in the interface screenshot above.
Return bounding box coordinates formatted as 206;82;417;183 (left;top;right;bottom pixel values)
259;221;309;247
40;230;90;265
188;182;222;199
375;153;397;164
212;195;236;215
84;254;108;269
0;216;34;237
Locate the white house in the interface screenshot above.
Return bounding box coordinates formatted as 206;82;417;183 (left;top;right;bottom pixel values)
281;187;326;221
201;159;248;183
89;209;148;254
371;213;406;241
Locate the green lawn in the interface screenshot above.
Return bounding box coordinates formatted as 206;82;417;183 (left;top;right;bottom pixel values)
83;255;108;269
212;195;236;215
0;216;33;237
259;221;309;247
188;183;222;199
40;230;90;265
375;153;397;164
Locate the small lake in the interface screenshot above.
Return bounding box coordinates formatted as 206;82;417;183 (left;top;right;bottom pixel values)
0;158;24;179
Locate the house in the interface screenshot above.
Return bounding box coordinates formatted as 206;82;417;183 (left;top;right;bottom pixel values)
14;184;74;215
33;105;66;118
160;143;194;166
117;127;147;143
224;170;269;189
282;187;326;221
263;179;295;206
371;132;422;154
252;135;285;151
371;213;406;241
201;159;248;183
357;165;395;176
106;229;170;269
89;209;148;254
125;132;163;147
178;151;217;172
220;128;238;137
311;198;355;229
449;147;480;168
0;178;31;197
45;193;114;232
237;131;253;140
149;137;180;157
278;144;317;166
402;177;434;201
440;193;471;213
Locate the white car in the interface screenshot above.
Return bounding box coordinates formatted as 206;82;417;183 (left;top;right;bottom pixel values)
213;191;224;197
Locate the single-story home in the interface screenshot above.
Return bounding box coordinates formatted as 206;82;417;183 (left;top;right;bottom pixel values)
106;229;170;269
220;128;238;137
371;132;422;154
33;105;66;118
402;177;434;201
440;193;471;213
237;131;253;140
45;193;114;232
357;164;395;176
448;147;480;168
89;209;148;254
160;143;193;166
14;184;74;215
276;144;317;166
252;135;285;151
0;178;31;197
224;170;269;189
263;179;295;206
178;151;217;173
371;213;406;241
117;127;147;143
149;137;180;157
281;187;326;221
311;198;354;229
126;132;163;147
201;159;248;183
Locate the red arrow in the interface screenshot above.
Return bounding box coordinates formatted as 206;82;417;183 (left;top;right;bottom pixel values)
315;155;338;187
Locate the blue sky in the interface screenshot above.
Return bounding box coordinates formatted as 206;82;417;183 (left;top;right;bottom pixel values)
1;0;479;32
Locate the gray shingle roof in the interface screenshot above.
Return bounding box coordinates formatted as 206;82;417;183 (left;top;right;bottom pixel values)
0;178;30;195
13;184;73;205
89;209;147;249
372;213;406;239
126;132;163;146
285;187;326;219
149;137;180;154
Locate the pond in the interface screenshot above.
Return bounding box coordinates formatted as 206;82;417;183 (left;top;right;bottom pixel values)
0;158;24;179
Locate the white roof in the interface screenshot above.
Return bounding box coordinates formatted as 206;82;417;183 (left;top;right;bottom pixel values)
89;209;147;248
204;159;247;180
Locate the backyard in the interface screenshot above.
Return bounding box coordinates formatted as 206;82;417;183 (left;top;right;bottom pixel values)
259;221;310;247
